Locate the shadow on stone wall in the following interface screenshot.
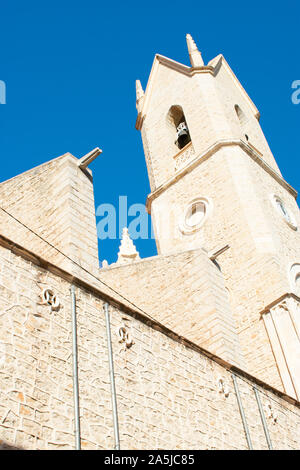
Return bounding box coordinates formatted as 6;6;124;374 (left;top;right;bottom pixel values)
0;441;24;450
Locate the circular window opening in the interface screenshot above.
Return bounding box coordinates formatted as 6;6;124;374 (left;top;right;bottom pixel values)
272;195;297;230
289;264;300;296
275;198;291;222
179;197;211;235
185;201;206;228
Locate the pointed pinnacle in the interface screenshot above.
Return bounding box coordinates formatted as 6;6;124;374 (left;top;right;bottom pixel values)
136;80;144;101
186;34;204;67
117;227;140;265
136;80;145;113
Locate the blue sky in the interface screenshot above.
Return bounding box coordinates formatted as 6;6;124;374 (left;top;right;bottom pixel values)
0;0;299;264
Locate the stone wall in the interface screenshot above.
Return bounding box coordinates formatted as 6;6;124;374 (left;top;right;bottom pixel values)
138;51;300;397
139;55;280;193
0;153;99;274
148;141;300;395
100;248;244;368
212;55;281;174
0;240;299;450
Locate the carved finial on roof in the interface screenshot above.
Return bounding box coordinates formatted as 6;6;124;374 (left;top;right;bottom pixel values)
186;34;204;67
136;80;144;100
117;227;140;265
136;80;145;112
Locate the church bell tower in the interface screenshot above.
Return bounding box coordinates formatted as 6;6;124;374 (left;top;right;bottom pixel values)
135;35;300;399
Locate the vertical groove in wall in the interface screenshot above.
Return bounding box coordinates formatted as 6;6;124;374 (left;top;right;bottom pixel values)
104;303;120;450
253;386;273;450
231;373;253;450
70;285;81;450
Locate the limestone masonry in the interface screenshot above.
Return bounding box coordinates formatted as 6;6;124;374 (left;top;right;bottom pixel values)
0;35;299;450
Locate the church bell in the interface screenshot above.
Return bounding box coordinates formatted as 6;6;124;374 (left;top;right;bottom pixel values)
176;121;191;149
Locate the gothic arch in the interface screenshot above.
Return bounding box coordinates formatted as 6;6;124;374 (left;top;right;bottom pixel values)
166;105;191;150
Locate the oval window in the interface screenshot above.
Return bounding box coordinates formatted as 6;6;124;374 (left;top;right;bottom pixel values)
272;195;297;230
179;197;212;235
289;264;300;296
275;198;291;222
185;201;206;228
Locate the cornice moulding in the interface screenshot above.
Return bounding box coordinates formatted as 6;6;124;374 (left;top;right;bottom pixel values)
260;293;300;315
146;139;297;213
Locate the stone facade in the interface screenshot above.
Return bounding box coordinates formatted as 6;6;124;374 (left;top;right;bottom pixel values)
100;247;244;368
135;36;300;397
0;35;300;450
0;153;99;274
0;241;299;450
262;295;300;399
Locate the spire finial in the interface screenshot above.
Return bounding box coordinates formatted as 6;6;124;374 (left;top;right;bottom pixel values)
136;80;145;112
186;34;204;67
136;80;144;101
117;227;140;265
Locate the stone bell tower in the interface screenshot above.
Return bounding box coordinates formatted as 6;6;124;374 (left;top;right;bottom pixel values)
135;35;300;399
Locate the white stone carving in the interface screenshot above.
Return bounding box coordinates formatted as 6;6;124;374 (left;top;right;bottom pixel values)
117;325;133;349
262;295;300;401
266;403;277;424
135;79;145;113
174;143;195;171
41;288;60;312
117;227;140;265
186;34;204;67
217;378;229;397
